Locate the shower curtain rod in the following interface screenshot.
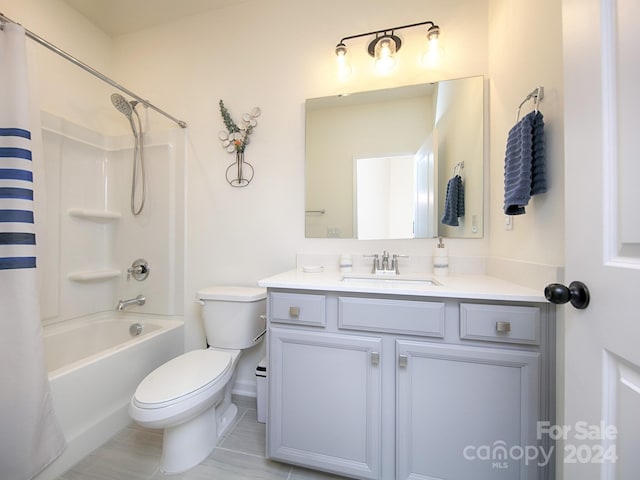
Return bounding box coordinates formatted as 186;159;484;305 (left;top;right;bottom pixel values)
0;12;187;128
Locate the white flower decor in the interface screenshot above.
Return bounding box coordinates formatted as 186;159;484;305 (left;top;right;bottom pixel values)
218;100;261;153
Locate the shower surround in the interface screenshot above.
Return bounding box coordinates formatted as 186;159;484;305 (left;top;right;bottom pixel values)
33;111;186;479
39;111;185;322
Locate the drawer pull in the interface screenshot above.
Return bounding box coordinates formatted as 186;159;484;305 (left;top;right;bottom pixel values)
371;351;380;366
496;321;511;333
399;354;408;368
289;306;300;318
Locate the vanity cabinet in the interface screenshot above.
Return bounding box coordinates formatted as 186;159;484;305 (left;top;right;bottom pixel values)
266;289;554;480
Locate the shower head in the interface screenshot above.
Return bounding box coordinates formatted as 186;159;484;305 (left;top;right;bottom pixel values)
111;93;134;119
110;92;146;215
111;92;140;142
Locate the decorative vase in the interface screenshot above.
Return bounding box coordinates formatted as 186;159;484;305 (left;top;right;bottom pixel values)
226;151;254;187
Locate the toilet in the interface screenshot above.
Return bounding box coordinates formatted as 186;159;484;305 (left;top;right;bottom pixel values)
128;286;266;474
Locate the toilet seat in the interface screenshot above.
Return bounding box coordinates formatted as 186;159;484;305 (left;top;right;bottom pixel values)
133;349;232;409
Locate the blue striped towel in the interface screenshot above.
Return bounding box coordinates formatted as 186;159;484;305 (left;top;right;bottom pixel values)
503;110;547;215
441;174;464;226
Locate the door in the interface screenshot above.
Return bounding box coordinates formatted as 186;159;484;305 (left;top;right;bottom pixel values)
562;0;640;478
268;327;382;479
414;130;438;238
396;340;540;480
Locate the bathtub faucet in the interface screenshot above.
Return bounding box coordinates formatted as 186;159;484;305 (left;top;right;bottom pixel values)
117;294;146;311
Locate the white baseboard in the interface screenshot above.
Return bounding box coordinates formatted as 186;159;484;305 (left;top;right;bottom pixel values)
232;379;257;398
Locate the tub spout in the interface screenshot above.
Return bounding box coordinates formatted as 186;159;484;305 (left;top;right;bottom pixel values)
117;294;146;311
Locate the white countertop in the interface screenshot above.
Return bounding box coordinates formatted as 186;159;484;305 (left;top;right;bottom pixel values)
258;269;547;303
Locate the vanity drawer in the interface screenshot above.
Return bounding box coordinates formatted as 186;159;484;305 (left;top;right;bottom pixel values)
270;292;326;327
338;297;445;337
459;303;540;345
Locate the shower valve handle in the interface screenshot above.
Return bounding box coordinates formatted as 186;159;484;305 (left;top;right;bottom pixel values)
127;258;150;281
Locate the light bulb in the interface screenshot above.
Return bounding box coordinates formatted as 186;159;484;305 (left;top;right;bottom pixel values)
423;25;443;68
374;36;396;73
335;43;352;80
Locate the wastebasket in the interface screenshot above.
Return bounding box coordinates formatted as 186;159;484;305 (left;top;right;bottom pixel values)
255;356;267;423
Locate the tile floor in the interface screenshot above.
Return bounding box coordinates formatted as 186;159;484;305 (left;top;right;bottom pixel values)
56;397;348;480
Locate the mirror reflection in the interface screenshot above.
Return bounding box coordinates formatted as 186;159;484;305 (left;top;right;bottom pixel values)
305;75;484;239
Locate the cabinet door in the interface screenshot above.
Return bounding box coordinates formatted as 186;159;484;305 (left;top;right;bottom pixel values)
397;341;541;480
268;327;382;480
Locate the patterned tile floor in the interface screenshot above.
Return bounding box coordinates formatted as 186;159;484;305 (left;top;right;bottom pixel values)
56;397;347;480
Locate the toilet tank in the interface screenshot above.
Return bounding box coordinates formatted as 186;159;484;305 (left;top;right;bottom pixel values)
196;286;266;349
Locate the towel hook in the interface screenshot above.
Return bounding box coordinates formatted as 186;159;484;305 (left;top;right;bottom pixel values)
454;161;464;176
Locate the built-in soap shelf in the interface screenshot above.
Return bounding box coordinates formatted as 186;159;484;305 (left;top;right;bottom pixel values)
67;269;121;282
68;208;121;222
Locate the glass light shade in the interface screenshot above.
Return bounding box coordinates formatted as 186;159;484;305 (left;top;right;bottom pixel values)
374;36;396;73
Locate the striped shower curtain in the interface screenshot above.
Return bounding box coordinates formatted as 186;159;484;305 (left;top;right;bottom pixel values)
0;22;66;479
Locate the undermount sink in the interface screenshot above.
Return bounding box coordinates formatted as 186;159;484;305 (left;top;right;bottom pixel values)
341;273;441;286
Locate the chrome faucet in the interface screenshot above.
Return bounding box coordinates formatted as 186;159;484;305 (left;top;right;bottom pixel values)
381;251;391;271
364;251;408;275
117;294;146;311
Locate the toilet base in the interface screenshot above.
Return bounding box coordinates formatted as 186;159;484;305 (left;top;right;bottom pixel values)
159;398;239;474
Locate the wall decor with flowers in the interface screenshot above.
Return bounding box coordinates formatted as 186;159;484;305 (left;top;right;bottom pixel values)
218;100;261;187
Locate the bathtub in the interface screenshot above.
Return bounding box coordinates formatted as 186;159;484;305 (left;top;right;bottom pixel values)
35;312;184;480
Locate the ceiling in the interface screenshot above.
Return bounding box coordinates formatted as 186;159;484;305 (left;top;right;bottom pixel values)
63;0;241;37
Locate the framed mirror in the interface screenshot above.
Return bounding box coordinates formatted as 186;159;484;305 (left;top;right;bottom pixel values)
305;75;484;239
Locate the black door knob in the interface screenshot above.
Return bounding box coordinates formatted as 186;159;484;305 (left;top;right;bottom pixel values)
544;281;590;309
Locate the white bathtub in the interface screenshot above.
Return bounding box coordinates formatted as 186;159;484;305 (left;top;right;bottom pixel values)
35;312;184;480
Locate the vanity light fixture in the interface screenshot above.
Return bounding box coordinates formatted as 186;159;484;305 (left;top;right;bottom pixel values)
335;20;441;77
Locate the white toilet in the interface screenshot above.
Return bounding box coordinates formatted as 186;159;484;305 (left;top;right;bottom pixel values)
128;286;266;474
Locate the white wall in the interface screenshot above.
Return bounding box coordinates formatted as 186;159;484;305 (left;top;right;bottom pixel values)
109;0;491;389
487;0;565;284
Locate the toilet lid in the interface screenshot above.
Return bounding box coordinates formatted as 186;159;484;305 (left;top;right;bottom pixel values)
134;349;231;407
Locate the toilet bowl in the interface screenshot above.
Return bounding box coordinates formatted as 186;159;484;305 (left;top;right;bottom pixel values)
128;286;266;474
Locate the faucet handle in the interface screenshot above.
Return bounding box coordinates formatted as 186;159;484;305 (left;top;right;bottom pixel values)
391;254;409;274
363;254;380;273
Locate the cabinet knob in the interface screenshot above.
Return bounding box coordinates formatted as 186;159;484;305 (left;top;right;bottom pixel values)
496;321;511;333
289;306;300;317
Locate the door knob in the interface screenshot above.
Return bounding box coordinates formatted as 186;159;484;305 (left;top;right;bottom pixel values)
544;281;590;309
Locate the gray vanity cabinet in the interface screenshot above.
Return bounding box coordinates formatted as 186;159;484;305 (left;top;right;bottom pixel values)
266;289;554;480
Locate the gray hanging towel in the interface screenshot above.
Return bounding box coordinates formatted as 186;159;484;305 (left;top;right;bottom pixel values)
441;174;464;226
503;110;547;215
